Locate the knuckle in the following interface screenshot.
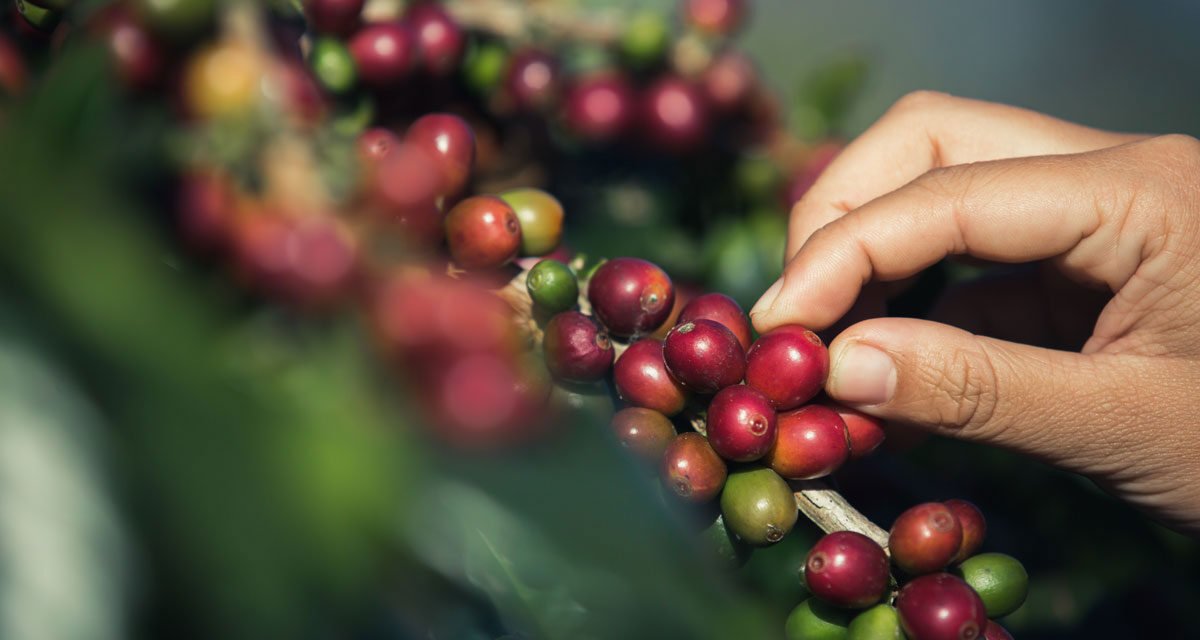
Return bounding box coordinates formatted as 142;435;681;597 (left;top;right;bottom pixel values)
890;90;952;116
1148;133;1200;166
918;342;1002;433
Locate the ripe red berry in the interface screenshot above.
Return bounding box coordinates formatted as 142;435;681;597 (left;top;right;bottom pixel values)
232;214;358;308
424;352;543;449
896;573;987;640
406;2;464;76
610;407;676;463
177;170;235;252
94;6;165;91
677;292;752;351
0;34;27;96
444;195;522;270
506;48;559;111
706;385;776;462
804;531;890;609
982;621;1014;640
305;0;364;35
889;503;964;576
565;72;636;142
661;432;727;503
662;319;746;394
680;0;747;35
349;21;416;87
542;311;614;383
766;405;849;480
944;499;987;564
369;274;516;363
745;325;829;410
641;76;710;153
825;402;886;460
613;338;687;416
370;142;445;248
586;257;675;338
405;113;476;198
701;49;757;113
357;127;400;166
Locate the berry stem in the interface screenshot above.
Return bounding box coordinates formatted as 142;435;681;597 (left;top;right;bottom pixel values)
792;479;890;548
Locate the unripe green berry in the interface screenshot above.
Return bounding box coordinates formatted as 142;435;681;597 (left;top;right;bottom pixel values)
847;604;907;639
526;259;579;314
954;552;1028;618
786;599;852;640
310;37;357;94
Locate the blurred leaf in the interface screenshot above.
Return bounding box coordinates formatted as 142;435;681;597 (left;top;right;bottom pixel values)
792;55;869;140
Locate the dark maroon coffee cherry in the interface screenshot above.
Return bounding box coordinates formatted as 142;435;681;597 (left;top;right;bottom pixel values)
349;21;416;87
896;573;987;640
304;0;363;35
677;292;752;351
406;2;464;76
0;34;27;96
745;325;829;410
981;621;1013;640
611;407;676;463
94;6;165;91
405;113;476;198
444;195;522;270
890;503;964;576
424;351;544;449
564;72;636;142
701;49;756;113
370;142;444;248
613;338;687;416
803;531;890;609
706;385;776;462
231;214;358;309
586;257;675;338
506;48;559;111
662;319;746;394
177;170;234;252
641;76;710;153
766;405;849;480
680;0;747;35
945;499;987;564
542;311;614;383
825;402;885;460
661;432;727;503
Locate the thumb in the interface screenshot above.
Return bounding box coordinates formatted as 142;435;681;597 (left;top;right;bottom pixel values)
824;317;1118;465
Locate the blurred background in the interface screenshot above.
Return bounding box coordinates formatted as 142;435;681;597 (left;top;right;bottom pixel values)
0;1;1197;639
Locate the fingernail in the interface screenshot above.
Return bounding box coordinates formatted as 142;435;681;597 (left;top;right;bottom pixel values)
829;342;896;406
750;278;783;318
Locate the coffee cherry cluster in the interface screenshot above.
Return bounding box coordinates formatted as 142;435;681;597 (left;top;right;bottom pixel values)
787;500;1028;640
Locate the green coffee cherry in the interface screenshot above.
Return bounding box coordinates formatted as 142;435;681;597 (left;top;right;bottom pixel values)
310;37;357;94
786;599;852;640
500;188;564;257
955;552;1028;618
719;466;798;546
526;259;579;314
14;0;61;31
462;39;508;95
134;0;216;39
700;515;752;569
847;604;907;639
620;11;670;68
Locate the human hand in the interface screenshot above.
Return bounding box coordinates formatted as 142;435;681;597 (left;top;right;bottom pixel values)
750;91;1200;534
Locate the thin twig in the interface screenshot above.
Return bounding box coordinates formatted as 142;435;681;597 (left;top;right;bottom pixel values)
793;479;890;549
446;0;625;44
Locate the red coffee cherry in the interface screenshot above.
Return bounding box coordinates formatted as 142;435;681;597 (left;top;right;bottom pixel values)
680;0;747;36
564;72;636;143
506;48;559;111
304;0;364;36
982;621;1014;640
896;573;987;640
404;113;476;198
444;195;522;270
610;407;676;463
662;319;746;394
586;257;675;337
766;405;849;480
803;531;890;609
705;385;776;462
542;311;614;383
660;432;727;503
349;21;416;87
613;338;687;416
641;76;710;153
405;2;464;76
677;292;752;351
745;325;829;410
889;502;964;576
825;402;886;460
357;127;400;166
944;499;987;564
701;49;757;113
